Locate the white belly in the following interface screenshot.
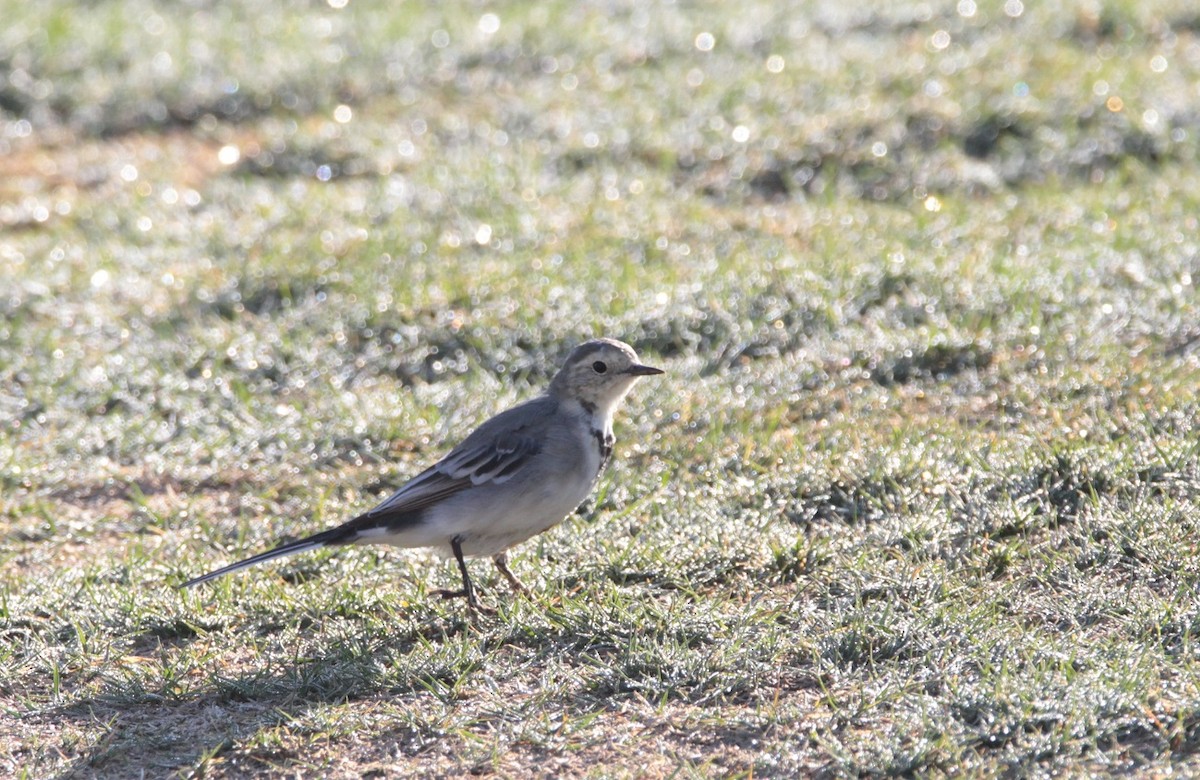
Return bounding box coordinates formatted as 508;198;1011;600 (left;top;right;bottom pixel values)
411;420;605;557
360;403;613;558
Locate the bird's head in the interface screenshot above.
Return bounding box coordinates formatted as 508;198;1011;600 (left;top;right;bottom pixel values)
548;338;663;414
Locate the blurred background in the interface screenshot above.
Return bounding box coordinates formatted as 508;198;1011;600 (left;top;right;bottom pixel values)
3;0;1197;480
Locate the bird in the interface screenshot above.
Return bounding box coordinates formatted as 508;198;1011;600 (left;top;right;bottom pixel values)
181;338;664;612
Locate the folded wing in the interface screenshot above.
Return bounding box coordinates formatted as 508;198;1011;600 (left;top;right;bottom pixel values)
364;430;543;519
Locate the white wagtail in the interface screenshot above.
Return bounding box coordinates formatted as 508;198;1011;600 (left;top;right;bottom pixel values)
181;338;663;611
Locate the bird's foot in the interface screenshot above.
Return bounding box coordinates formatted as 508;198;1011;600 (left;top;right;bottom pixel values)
492;554;530;597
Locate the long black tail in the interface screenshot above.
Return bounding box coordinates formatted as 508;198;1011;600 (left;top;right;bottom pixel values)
180;527;349;588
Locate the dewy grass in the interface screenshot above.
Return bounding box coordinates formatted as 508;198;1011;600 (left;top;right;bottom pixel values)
4;0;1200;776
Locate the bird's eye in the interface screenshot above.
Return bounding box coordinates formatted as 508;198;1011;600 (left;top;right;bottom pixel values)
592;361;608;374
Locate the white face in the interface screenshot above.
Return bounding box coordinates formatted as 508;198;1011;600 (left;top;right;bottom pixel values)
551;339;663;412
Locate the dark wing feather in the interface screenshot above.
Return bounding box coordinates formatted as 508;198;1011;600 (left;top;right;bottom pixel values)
436;432;541;484
303;430;543;539
356;399;553;525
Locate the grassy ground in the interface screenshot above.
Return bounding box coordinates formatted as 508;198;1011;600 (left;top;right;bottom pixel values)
4;0;1200;776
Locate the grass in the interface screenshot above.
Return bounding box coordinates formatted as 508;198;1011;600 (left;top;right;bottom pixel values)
4;0;1200;776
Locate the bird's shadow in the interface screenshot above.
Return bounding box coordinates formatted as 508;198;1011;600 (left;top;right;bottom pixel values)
44;608;485;779
44;582;647;780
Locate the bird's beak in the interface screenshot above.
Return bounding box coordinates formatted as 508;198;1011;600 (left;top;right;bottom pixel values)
624;363;664;376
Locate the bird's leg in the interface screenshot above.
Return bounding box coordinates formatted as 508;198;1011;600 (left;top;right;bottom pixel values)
432;536;492;613
492;552;529;596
